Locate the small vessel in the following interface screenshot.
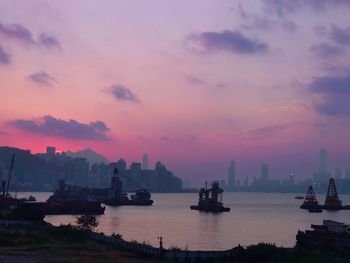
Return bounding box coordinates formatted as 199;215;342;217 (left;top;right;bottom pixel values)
0;154;45;221
294;195;304;200
308;207;323;213
103;175;153;206
190;181;230;213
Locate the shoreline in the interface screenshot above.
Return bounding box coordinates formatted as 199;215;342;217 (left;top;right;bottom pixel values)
0;221;349;262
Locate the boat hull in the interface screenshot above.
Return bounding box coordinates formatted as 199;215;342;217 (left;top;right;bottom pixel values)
190;205;230;213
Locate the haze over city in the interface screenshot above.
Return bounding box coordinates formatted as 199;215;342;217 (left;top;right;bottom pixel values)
1;0;350;185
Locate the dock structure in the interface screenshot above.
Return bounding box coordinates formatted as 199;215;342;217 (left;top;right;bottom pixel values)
300;186;321;211
300;178;350;212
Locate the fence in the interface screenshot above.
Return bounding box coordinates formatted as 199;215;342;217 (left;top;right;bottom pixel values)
88;232;235;261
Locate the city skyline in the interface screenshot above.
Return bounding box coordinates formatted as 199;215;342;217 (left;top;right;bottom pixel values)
1;1;350;184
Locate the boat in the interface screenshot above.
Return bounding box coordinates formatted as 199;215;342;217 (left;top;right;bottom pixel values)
103;173;153;206
190;181;230;213
297;220;350;249
0;154;45;221
300;185;322;212
294;195;304;200
308;207;323;213
42;180;105;215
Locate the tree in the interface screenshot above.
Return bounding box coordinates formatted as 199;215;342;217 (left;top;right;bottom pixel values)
76;214;99;232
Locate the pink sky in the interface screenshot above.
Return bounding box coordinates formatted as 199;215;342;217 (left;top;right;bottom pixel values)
1;0;350;185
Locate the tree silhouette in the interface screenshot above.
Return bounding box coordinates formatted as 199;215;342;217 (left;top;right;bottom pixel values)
76;215;99;232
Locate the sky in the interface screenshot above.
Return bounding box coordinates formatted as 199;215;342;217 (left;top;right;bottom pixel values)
1;0;350;186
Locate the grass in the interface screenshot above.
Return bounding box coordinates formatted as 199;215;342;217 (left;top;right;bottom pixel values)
0;223;164;263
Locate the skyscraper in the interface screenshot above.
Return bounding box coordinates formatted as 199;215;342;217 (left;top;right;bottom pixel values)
46;146;56;156
335;168;342;179
142;154;149;170
319;148;327;173
261;163;268;181
227;161;236;191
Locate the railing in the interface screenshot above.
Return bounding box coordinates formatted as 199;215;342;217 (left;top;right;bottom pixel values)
88;232;234;261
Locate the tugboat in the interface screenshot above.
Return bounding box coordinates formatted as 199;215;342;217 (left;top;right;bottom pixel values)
190;181;230;213
103;169;153;206
294;195;304;200
0;154;45;221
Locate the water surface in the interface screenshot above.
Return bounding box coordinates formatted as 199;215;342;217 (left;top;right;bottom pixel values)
17;192;350;250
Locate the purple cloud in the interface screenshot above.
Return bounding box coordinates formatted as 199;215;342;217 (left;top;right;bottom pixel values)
38;33;61;49
26;71;57;86
329;25;350;46
185;75;206;86
262;0;350;17
309;42;344;58
0;45;10;65
160;135;197;144
108;85;139;102
238;124;286;141
188;30;269;54
0;23;35;45
308;75;350;116
0;22;60;49
10;115;110;140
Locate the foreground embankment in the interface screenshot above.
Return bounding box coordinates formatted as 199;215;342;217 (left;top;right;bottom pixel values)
1;221;350;262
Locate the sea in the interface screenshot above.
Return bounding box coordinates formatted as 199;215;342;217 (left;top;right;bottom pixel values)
16;192;350;250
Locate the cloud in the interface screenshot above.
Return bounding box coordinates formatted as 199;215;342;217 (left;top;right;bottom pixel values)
262;0;350;17
309;42;344;58
187;30;269;54
313;25;327;36
308;75;350;116
108;85;139;102
184;75;206;86
236;3;297;32
0;23;35;45
26;71;57;86
0;45;10;65
329;25;350;46
9;115;109;140
237;124;286;141
0;22;60;49
38;33;61;49
160;135;197;144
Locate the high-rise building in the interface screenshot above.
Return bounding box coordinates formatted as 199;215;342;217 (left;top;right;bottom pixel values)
319;148;327;173
345;168;350;179
142;154;149;170
261;163;268;181
227;161;236;191
335;168;342;179
46;146;56;156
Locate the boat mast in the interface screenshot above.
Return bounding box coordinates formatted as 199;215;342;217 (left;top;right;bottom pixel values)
5;154;15;197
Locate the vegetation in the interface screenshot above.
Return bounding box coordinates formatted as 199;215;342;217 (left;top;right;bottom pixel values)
76;214;99;232
0;223;163;262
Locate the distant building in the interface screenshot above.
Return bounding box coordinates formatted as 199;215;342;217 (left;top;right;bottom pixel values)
46;146;56;156
142;154;149;170
335;168;342;179
346;168;350;179
73;157;89;187
220;179;226;190
227;161;236;191
313;148;330;183
261;163;268;181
